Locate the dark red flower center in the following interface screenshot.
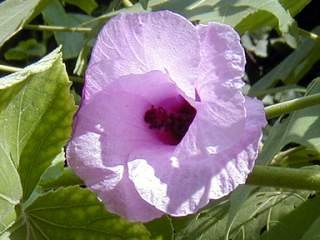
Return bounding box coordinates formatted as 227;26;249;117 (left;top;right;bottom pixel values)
144;99;196;145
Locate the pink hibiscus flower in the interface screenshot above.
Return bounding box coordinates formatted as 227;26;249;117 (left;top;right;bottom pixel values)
67;10;267;222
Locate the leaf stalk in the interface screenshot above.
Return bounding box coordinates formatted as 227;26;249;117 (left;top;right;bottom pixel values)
24;24;92;33
264;93;320;119
0;64;22;73
247;165;320;191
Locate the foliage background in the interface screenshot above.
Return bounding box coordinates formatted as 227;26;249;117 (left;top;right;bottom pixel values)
0;0;320;239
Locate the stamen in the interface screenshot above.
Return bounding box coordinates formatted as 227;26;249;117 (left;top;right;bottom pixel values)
144;100;196;145
144;106;168;129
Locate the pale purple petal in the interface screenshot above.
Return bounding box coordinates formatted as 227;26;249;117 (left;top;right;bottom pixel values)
68;10;267;221
128;97;266;216
68;70;193;221
208;97;267;199
67;132;161;221
176;89;245;157
85;11;200;100
196;23;246;101
128;146;212;216
95;171;164;222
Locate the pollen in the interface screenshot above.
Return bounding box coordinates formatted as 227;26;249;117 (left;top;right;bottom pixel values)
144;99;196;145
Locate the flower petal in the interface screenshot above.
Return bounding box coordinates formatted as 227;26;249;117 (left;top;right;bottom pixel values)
68;10;266;221
208;97;267;199
71;70;185;167
86;11;200;100
128;147;212;216
67;131;162;222
176;89;246;156
95;171;164;222
68;70;191;221
127;97;266;216
196;23;246;101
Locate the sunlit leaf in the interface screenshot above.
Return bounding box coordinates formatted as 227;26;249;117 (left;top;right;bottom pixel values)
150;0;308;35
261;195;320;240
9;186;151;239
173;200;229;240
4;39;46;61
0;48;75;202
0;0;41;47
174;189;309;240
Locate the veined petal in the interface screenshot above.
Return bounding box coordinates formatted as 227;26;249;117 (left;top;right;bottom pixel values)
196;23;246;101
128;147;212;216
68;10;267;222
128;97;266;216
208;97;267;199
95;171;164;222
176;89;246;157
86;11;200;100
68;70;190;220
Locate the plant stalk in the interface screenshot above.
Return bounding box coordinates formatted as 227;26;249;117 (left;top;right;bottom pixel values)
24;24;92;32
0;64;22;73
247;165;320;191
264;93;320;119
299;28;320;44
122;0;133;7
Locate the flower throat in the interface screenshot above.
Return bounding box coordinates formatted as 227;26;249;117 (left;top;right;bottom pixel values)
144;100;196;145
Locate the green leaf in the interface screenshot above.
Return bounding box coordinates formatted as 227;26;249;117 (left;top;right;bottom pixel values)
257;78;320;165
42;0;92;59
174;189;309;240
0;48;69;235
253;85;306;99
0;164;21;234
140;0;149;10
280;78;320;150
0;106;21;234
40;165;83;190
0;47;76;201
9;186;151;239
281;0;311;16
150;0;306;35
250;27;320;94
229;190;309;240
63;0;98;15
0;0;42;47
173;200;229;240
40;150;65;180
300;216;320;240
4;39;46;61
73;40;93;76
85;0;309;38
273;146;320;167
38;150;83;190
241;30;269;58
225;185;256;238
145;216;173;240
261;195;320;240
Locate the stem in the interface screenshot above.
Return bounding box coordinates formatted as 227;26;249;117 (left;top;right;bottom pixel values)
264;93;320;119
24;24;92;33
0;64;22;73
299;28;320;44
122;0;133;7
247;165;320;191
